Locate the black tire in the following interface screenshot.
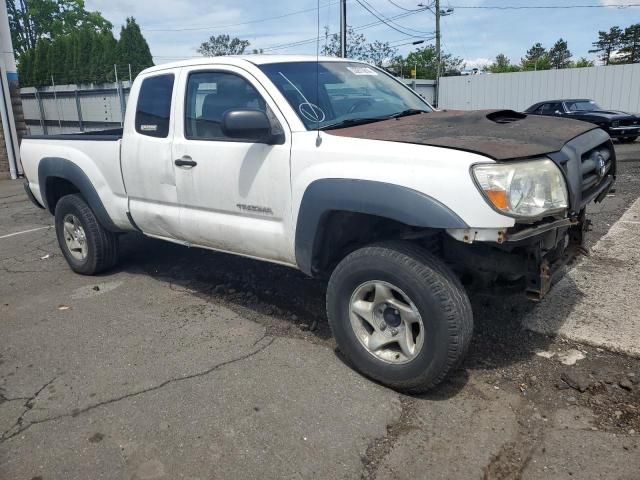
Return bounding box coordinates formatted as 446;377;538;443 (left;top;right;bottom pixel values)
326;241;473;392
620;136;638;143
54;194;119;275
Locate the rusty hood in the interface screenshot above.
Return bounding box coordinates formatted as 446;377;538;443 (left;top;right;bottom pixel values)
328;110;597;161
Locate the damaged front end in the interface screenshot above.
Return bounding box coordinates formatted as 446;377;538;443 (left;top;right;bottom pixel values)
446;129;616;301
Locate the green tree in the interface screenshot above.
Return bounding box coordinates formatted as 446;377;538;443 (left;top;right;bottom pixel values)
401;45;464;79
572;57;595;68
198;34;250;56
521;42;551;71
16;48;34;86
6;0;112;57
48;34;67;82
74;27;95;83
116;17;154;79
549;39;572;69
32;39;51;86
321;26;398;66
63;32;77;83
364;40;398;67
487;54;520;73
589;26;623;65
619;24;640;63
94;31;118;82
321;26;368;60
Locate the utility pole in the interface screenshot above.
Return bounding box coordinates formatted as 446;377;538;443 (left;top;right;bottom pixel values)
0;0;24;178
340;0;347;58
419;1;453;107
434;0;441;107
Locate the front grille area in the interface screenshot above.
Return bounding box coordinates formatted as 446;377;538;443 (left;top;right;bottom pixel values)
580;142;613;197
620;118;640;127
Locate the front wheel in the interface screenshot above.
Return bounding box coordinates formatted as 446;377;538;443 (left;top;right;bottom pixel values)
326;241;473;392
619;136;638;143
54;194;119;275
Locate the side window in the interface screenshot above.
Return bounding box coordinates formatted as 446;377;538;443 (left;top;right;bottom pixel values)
185;71;267;140
135;74;175;138
548;102;563;114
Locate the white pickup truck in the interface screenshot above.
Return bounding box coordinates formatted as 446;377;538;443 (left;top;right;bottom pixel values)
21;55;615;392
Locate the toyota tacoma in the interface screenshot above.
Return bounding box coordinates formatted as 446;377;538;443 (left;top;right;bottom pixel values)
21;56;615;392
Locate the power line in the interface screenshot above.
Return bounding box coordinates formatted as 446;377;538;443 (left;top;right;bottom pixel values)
449;3;640;9
261;8;433;52
355;0;429;38
386;0;428;12
361;0;434;35
143;0;343;32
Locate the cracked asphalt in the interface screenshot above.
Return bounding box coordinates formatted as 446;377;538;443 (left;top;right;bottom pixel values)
2;142;640;480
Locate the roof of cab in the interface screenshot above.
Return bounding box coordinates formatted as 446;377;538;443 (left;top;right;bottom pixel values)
141;54;356;75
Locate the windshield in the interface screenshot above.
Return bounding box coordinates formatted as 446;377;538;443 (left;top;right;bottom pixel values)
566;100;601;112
258;61;432;130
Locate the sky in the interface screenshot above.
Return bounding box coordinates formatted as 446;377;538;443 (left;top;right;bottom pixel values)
85;0;640;69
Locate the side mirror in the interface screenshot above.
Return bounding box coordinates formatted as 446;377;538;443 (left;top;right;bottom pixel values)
222;109;280;144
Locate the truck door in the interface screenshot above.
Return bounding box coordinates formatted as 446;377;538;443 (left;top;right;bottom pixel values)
121;71;182;239
171;66;294;265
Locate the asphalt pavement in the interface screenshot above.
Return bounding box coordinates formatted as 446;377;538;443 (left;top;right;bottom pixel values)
1;142;640;480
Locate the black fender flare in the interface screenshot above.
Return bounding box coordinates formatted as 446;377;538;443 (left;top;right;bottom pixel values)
295;179;468;275
38;157;122;232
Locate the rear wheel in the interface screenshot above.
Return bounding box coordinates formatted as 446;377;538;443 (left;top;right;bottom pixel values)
54;194;119;275
326;241;473;392
619;136;638;143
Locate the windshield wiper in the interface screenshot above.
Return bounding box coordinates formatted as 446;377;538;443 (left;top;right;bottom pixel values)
388;108;429;119
319;117;388;131
319;109;429;131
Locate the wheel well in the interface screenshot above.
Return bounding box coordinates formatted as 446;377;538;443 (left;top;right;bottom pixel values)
44;177;80;214
311;211;441;276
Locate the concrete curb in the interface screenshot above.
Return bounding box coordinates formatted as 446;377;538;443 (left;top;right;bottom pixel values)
524;197;640;357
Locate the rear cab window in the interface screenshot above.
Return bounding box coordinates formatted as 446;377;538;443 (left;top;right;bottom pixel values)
135;74;175;138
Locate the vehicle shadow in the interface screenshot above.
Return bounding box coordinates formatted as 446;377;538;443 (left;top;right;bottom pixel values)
113;232;582;398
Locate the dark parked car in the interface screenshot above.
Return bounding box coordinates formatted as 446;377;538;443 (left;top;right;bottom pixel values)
525;99;640;143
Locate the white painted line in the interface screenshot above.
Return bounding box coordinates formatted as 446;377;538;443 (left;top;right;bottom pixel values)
0;226;52;240
620;220;640;225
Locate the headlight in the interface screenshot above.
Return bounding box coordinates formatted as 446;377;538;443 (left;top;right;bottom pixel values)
472;159;568;218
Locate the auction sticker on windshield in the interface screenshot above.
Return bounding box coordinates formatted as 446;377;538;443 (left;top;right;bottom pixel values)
346;66;378;76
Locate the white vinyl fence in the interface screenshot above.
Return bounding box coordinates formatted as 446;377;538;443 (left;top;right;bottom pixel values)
439;63;640;113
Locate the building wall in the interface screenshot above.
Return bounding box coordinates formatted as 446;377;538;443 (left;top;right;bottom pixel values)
401;79;436;105
439;64;640;112
0;116;9;179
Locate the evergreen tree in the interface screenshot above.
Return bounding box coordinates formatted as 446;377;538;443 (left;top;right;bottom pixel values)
589;27;623;65
619;24;640;64
521;43;551;71
64;32;77;83
49;35;68;83
116;17;154;79
549;39;572;69
34;40;53;86
74;27;95;83
572;57;595;68
487;54;521;73
95;31;118;83
17;49;34;86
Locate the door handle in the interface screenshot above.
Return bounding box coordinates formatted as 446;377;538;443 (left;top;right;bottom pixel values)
175;156;197;167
